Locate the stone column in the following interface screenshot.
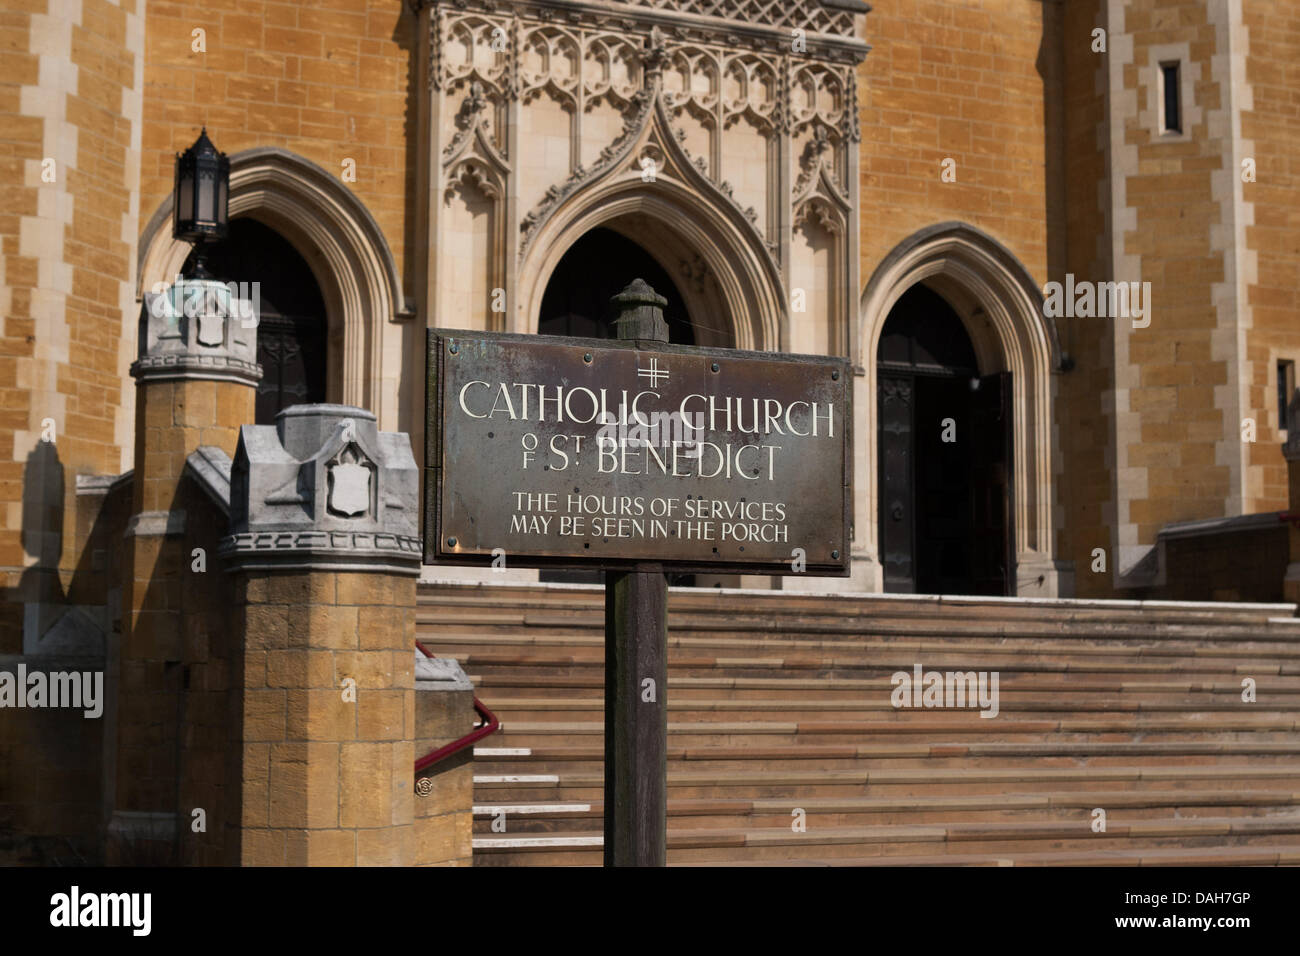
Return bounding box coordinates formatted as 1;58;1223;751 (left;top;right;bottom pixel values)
221;404;421;865
1282;390;1300;605
110;281;259;861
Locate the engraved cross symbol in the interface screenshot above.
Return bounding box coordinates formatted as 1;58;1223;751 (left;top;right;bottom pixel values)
637;358;669;386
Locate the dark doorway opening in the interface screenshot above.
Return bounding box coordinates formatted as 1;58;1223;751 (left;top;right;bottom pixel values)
539;227;695;344
182;218;328;425
538;227;696;586
877;284;1013;595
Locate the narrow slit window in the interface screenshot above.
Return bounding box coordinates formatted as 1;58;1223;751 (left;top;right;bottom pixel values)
1279;360;1295;432
1161;62;1182;134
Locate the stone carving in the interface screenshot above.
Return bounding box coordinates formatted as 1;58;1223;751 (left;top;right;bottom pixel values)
437;0;859;250
520;25;581;107
625;0;858;35
519;87;654;251
131;278;261;386
441;13;511;95
794;196;842;236
442;77;509;203
424;0;866;341
793;124;831;196
444;80;490;158
196;312;224;348
444;158;504;203
663;46;719;125
326;426;375;518
722;54;779;133
792;119;848;236
790;63;847;136
417;0;862;40
221;404;420;574
583;34;641;108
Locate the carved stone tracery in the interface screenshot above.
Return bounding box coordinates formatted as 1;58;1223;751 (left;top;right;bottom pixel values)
423;0;867;354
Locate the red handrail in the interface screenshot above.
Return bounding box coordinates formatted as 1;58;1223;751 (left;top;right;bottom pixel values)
414;643;499;775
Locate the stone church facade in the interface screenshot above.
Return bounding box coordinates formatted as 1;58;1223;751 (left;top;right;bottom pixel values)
4;0;1300;652
5;0;1300;868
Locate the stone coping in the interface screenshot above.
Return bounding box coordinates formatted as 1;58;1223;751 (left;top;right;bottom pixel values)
74;470;132;497
1157;510;1285;540
185;446;232;516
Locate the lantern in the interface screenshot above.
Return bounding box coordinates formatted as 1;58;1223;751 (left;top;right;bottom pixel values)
172;128;229;278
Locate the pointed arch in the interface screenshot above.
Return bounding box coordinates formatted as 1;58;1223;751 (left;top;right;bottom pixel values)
857;222;1071;597
516;95;786;351
135;147;412;427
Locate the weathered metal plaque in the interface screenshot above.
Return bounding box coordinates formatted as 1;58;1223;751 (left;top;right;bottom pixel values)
424;330;851;575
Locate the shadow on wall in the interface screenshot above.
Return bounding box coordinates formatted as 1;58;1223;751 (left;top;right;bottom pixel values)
0;440;67;654
5;438;114;656
0;439;111;865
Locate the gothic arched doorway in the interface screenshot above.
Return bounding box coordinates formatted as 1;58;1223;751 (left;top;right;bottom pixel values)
538;227;694;343
877;284;1014;595
182;218;328;424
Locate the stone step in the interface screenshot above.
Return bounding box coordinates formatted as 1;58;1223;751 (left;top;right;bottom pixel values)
418;581;1295;625
672;844;1300;866
475;741;1300;763
486;715;1300;738
471;792;1300;834
464;673;1300;697
423;636;1300;667
420;581;1300;866
478;697;1300;721
421;618;1300;646
470;814;1300;864
473;764;1300;792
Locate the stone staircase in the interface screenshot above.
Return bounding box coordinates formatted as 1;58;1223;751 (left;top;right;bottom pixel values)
416;581;1300;866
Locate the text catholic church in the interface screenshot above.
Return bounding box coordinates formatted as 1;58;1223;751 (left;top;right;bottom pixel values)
3;0;1299;866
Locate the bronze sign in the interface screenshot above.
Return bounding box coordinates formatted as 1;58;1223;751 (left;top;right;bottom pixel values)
424;330;851;575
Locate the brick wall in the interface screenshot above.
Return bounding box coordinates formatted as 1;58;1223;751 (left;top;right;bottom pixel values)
1103;0;1252;582
235;571;417;865
859;0;1050;286
139;0;415;304
1058;0;1115;597
1;0;145;622
1242;0;1300;514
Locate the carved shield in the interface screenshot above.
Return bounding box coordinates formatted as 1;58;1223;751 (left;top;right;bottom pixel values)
329;462;371;517
197;312;225;347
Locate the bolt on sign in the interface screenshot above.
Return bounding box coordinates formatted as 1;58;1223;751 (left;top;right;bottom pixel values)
425;330;852;576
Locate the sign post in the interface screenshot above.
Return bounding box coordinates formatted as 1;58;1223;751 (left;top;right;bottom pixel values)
603;280;671;866
424;279;852;866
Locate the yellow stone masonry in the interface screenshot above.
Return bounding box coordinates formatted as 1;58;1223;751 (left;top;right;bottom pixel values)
237;571;417;866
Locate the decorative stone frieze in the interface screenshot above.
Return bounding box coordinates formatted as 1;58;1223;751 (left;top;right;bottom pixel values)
421;0;867;358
